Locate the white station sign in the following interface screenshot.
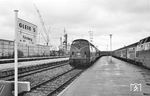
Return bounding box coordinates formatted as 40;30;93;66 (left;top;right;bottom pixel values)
17;18;37;45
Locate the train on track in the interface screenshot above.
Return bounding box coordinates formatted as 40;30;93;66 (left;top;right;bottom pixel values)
69;39;100;68
113;36;150;69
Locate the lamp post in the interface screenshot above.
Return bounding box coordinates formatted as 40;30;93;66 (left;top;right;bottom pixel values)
110;34;112;62
110;34;112;53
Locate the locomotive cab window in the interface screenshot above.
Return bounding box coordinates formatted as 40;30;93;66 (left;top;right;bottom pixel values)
72;52;74;55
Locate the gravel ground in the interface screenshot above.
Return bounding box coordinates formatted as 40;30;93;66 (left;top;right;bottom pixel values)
23;69;82;96
19;64;72;88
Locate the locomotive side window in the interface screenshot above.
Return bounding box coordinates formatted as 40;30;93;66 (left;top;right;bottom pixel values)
146;43;150;50
84;52;87;58
144;37;150;50
144;43;148;50
72;52;74;55
149;43;150;50
140;45;143;51
90;46;92;52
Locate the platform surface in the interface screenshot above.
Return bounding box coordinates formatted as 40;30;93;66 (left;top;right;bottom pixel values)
58;56;150;96
0;58;69;71
0;56;65;62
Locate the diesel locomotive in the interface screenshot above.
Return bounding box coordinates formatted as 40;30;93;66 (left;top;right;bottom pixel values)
69;39;100;68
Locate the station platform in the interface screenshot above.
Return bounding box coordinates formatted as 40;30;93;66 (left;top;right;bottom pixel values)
0;56;67;64
0;57;69;71
58;56;150;96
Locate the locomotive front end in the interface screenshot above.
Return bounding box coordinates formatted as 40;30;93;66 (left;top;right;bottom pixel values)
69;39;90;68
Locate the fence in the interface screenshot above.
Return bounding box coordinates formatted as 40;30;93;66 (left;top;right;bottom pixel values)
0;39;52;58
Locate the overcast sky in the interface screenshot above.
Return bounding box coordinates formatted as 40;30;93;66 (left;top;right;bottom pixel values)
0;0;150;50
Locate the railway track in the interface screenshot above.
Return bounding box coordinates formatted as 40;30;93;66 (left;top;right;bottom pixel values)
0;59;85;96
0;60;68;80
20;68;84;96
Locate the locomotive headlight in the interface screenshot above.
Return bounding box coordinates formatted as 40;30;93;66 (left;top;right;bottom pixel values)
77;52;80;56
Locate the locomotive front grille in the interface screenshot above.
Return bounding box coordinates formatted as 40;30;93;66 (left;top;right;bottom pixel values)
69;59;89;67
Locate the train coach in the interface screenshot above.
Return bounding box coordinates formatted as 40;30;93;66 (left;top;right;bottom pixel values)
113;42;138;60
69;39;100;68
113;36;150;69
136;36;150;68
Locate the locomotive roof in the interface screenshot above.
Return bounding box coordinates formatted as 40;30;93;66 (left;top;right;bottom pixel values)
72;39;100;51
138;36;150;44
73;39;89;42
73;39;94;46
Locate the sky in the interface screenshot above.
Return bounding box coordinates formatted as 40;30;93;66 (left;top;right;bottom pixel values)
0;0;150;51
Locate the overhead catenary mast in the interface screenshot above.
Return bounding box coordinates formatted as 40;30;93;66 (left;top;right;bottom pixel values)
34;4;50;46
88;30;93;43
